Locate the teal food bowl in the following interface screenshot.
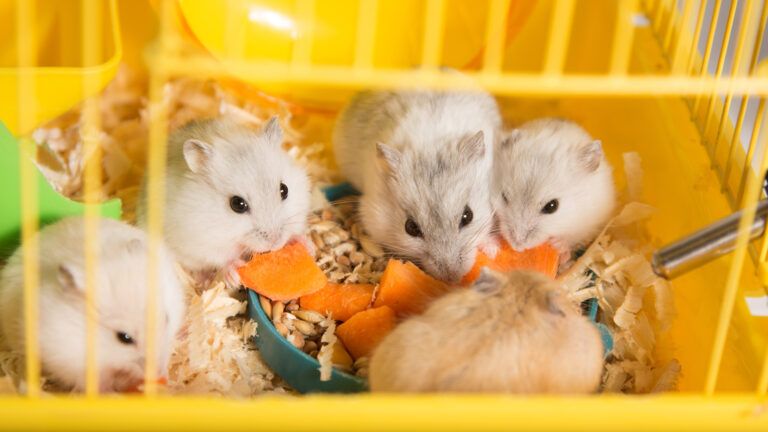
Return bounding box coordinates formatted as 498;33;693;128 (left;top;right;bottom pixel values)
246;290;368;394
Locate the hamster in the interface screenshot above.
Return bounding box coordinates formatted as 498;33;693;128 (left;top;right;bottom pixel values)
137;117;311;278
493;118;615;255
368;270;604;393
0;217;185;392
333;90;502;283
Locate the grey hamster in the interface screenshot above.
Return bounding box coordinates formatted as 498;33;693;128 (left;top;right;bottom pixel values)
333;89;502;282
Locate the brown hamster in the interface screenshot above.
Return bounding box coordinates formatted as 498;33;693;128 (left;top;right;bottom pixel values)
369;270;604;393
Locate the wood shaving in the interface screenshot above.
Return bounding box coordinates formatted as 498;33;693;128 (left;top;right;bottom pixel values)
167;281;285;396
317;318;338;382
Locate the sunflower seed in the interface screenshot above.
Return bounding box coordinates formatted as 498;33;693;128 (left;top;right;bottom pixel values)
329;271;346;282
349;251;365;266
323;232;341;247
337;255;351;267
293;319;317;336
333;242;356;256
313;220;338;233
294;310;325;323
311;231;324;248
287;332;305;349
303;340;319;353
360;236;384;257
259;296;272;319
271;302;285;323
353;356;370;369
274;322;289;337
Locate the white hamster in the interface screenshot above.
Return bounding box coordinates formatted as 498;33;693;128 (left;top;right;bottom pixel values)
493;118;615;254
369;270;604;393
0;217;185;392
333;90;501;282
137;117;311;276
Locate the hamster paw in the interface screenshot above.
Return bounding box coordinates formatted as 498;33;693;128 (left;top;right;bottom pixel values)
224;259;247;289
479;237;500;259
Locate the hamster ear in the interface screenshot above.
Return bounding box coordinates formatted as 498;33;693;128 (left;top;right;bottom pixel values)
544;290;567;318
472;268;504;295
262;116;283;145
183;139;213;174
500;130;522;148
578;140;603;173
57;264;84;295
375;143;401;178
458;130;485;161
125;238;145;255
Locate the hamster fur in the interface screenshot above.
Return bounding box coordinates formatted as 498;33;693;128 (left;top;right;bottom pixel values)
368;270;604;393
137;117;311;274
0;217;185;392
333;90;502;282
493;118;615;254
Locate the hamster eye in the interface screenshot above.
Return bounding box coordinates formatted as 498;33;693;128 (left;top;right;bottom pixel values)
459;205;473;229
541;199;559;214
404;218;423;238
501;193;509;204
116;332;134;345
229;196;250;214
280;182;288;200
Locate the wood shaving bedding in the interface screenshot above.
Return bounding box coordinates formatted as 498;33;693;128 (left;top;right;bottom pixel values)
559;153;680;393
167;278;285;396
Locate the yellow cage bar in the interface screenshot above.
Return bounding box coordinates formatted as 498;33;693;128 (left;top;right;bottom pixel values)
6;0;768;430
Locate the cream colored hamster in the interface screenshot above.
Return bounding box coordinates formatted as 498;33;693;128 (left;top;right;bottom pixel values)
369;270;604;393
137;117;311;277
493;118;615;254
333;89;501;283
0;217;185;392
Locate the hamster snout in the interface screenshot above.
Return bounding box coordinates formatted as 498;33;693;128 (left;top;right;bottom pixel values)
0;217;186;393
369;270;605;393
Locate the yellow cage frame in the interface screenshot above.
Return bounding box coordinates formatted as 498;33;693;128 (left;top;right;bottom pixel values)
7;0;768;429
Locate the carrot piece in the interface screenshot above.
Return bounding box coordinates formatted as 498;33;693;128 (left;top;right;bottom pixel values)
336;306;397;359
372;260;451;316
299;282;375;321
237;242;327;301
461;240;560;285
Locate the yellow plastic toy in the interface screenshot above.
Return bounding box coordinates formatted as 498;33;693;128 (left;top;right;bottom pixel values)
175;0;534;108
0;0;121;136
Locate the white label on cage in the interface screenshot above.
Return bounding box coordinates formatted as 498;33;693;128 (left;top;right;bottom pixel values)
745;296;768;316
632;14;650;27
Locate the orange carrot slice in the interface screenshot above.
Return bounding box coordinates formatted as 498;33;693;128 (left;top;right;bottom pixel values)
238;242;327;301
336;306;397;359
373;260;451;316
300;282;375;321
461;240;559;285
